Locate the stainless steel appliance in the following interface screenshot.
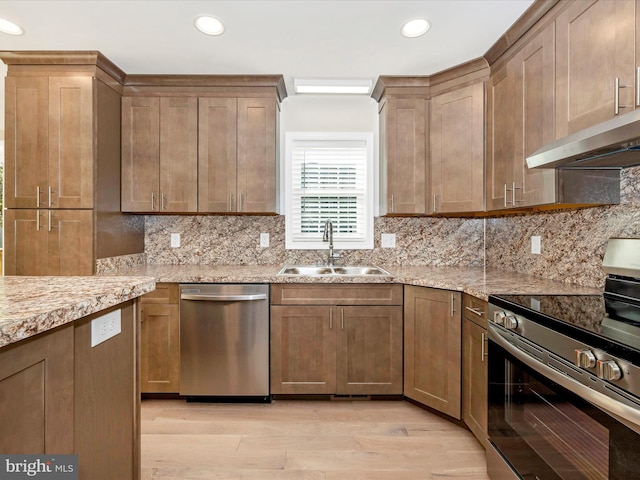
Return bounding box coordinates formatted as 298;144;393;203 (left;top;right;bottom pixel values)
487;238;640;479
179;284;270;401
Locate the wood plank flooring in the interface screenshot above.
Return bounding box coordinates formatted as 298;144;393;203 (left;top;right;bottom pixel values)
141;399;490;479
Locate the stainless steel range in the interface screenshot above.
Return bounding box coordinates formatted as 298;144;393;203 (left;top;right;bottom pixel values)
487;238;640;480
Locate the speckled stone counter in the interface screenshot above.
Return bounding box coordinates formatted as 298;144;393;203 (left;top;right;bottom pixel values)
0;276;156;348
103;264;601;300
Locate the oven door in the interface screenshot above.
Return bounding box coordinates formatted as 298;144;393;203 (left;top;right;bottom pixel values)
487;326;640;480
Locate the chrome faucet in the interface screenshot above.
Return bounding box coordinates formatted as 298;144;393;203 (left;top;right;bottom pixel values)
322;219;335;266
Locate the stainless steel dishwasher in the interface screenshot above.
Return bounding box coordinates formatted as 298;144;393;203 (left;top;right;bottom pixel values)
179;284;270;401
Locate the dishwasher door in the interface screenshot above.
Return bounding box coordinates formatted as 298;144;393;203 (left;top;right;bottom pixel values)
179;284;270;398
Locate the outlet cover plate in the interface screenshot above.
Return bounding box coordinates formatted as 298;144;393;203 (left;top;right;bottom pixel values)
171;233;180;248
91;309;121;347
381;233;396;248
531;236;541;255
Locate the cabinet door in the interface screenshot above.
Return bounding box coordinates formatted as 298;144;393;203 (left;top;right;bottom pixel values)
237;97;277;213
0;325;74;454
404;286;462;419
4;76;49;209
462;318;488;447
430;82;484;213
383;98;427;214
198;98;238;212
514;22;557;207
270;306;336;394
486;63;516;211
336;306;403;395
3;209;48;276
121;96;160;212
556;0;637;136
47;209;94;276
159;97;198;212
140;303;180;393
48;76;94;209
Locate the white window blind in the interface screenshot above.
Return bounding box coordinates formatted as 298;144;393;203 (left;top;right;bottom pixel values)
285;133;374;250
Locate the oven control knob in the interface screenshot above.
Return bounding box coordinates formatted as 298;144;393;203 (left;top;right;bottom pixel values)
575;349;596;368
597;360;623;381
504;315;518;330
493;311;507;326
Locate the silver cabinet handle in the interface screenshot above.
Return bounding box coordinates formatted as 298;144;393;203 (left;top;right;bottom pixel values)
465;306;484;317
36;186;41;207
488;325;640;435
36;209;41;231
151;192;156;211
48;210;52;232
504;183;513;207
341;308;344;330
229;194;233;212
615;77;632;115
329;308;333;329
450;293;456;317
481;332;487;362
48;186;53;207
181;293;267;302
390;194;394;213
239;193;243;212
433;194;438;214
161;193;166;211
512;182;521;205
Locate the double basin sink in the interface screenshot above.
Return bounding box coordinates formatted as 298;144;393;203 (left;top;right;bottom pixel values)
278;265;391;276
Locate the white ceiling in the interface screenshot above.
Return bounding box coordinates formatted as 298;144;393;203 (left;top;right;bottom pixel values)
0;0;535;94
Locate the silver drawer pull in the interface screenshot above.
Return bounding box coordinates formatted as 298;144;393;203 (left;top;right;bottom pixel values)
465;306;484;317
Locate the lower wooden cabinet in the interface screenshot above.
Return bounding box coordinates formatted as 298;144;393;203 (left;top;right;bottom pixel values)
404;285;462;419
270;284;404;396
0;302;139;480
139;283;180;393
4;209;94;275
0;324;74;454
462;294;488;447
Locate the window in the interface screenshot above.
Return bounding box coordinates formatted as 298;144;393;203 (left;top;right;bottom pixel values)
285;132;374;250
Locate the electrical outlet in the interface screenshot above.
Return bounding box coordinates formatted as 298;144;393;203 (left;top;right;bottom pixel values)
381;233;396;248
260;233;269;248
531;236;541;255
91;309;122;347
171;233;181;248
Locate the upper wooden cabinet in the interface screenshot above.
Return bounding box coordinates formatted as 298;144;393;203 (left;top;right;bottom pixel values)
0;51;146;276
430;81;485;213
487;21;556;210
121;96;198;212
555;0;638;137
121;75;285;214
5;75;94;209
379;96;428;215
199;97;277;213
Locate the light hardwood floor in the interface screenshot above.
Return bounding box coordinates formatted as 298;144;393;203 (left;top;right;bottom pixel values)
141;399;490;479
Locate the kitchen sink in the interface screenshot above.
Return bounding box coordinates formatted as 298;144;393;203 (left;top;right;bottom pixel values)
278;265;391;276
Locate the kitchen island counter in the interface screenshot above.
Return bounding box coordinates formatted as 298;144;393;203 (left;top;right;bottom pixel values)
0;275;156;348
103;264;601;300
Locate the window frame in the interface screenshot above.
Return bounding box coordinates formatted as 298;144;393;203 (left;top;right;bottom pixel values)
284;131;374;250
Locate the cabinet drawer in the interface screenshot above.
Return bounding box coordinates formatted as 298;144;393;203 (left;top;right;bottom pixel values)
139;283;179;305
463;294;488;328
271;284;403;306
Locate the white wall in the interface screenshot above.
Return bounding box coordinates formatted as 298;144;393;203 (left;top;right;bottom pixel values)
278;94;380;214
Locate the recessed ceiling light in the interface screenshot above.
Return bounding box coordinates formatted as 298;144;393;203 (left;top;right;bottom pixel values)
294;78;373;95
401;18;430;38
194;15;225;36
0;17;24;35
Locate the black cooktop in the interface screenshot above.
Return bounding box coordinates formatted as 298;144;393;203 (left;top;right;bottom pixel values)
489;293;640;365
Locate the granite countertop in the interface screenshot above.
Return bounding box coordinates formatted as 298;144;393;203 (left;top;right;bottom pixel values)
104;264;602;299
0;276;156;349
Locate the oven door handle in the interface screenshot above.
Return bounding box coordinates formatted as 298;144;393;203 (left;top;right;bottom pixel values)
488;325;640;435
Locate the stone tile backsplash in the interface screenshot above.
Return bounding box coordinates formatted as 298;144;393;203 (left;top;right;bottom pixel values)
140;165;640;289
144;215;485;268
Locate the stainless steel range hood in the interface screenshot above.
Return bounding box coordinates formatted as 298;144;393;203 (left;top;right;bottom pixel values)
527;109;640;169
